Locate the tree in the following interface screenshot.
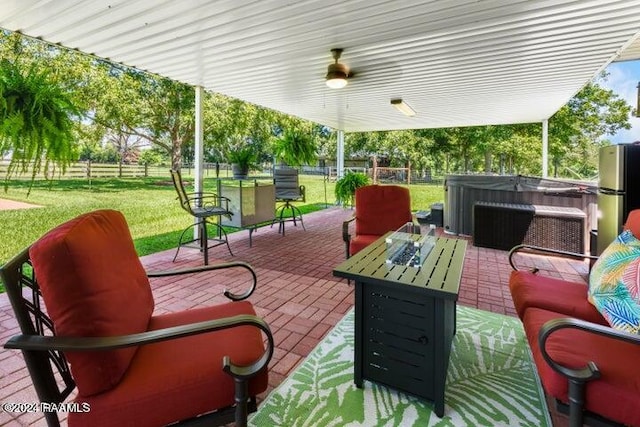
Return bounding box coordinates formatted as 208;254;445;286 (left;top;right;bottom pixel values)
311;124;336;161
339;76;632;179
415;128;456;175
105;130;145;166
545;79;630;177
2;31;631;181
204;95;271;163
87;64;195;170
138;147;168;166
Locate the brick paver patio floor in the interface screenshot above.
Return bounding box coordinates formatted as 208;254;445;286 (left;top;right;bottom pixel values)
0;207;588;426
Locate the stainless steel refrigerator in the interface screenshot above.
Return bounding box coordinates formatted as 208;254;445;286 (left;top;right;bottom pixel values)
597;143;640;254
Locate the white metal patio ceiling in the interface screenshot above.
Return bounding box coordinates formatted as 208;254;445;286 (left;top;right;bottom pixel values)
1;0;639;132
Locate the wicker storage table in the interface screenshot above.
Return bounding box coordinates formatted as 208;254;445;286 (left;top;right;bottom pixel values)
333;234;466;417
473;201;586;252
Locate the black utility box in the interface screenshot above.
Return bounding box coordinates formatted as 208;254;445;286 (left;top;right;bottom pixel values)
417;203;444;226
429;203;444;227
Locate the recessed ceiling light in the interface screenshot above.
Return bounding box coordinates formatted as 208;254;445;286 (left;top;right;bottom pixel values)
390;99;416;116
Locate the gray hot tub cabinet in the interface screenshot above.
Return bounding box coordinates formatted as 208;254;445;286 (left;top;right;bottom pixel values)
443;174;597;252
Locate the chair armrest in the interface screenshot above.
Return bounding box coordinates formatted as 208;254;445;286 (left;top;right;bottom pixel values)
342;216;356;242
538;317;640;383
184;192;232;211
5;314;274;381
508;244;598;272
342;216;356;258
147;261;257;301
184;191;226;201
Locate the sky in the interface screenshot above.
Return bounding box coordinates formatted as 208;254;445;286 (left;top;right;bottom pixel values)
598;60;640;144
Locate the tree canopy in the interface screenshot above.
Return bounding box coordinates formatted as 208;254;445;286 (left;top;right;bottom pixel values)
0;30;634;182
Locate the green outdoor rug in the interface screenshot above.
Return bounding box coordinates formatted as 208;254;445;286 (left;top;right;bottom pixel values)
249;305;551;427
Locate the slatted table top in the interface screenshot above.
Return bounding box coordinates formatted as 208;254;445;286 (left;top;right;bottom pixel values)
333;233;467;300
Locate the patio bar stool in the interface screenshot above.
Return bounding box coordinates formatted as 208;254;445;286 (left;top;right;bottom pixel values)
171;169;234;264
271;167;306;235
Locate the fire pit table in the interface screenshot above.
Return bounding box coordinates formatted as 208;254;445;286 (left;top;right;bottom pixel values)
333;232;467;417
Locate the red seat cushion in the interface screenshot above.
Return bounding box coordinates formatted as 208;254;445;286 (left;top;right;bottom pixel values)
69;301;268;427
522;307;640;426
350;185;413;255
354;185;412;237
350;234;380;256
624;208;640;238
29;210;154;396
509;270;606;325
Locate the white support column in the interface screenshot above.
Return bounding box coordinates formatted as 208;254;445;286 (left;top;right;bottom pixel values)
542;119;548;178
194;86;205;239
337;130;345;179
195;86;205;195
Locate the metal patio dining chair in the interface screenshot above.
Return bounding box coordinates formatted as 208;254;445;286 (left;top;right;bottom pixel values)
171;169;234;264
271;167;306;235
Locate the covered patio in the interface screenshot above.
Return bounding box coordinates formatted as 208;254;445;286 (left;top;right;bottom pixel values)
0;208;589;426
1;2;638;425
2;1;640;183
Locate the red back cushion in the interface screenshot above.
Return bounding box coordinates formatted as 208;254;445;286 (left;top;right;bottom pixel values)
29;210;154;397
354;185;413;236
624;209;640;239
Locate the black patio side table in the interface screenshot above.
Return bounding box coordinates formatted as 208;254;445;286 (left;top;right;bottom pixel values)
333;233;466;417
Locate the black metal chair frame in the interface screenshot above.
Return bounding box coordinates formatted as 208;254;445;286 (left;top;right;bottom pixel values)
1;248;274;427
509;244;638;427
171;169;234;264
271;168;306;236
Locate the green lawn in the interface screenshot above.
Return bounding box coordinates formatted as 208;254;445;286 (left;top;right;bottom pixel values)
0;174;445;267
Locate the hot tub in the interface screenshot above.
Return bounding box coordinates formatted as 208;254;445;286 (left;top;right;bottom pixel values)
443;175;597;250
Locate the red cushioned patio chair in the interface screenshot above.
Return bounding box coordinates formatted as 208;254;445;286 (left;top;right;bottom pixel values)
342;184;417;258
508;209;640;427
2;209;273;427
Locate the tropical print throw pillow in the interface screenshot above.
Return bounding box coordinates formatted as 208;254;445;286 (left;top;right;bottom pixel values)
588;229;640;334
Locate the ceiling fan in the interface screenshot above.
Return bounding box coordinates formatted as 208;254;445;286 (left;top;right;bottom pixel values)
325;48;351;89
324;48;401;89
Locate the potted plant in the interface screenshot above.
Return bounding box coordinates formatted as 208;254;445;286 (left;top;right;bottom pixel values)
228;147;257;179
335;171;369;207
272;129;316;167
226;136;257;179
0;59;79;194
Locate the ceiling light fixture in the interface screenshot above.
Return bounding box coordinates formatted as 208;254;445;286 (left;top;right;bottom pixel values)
326;48;348;89
390;99;416;117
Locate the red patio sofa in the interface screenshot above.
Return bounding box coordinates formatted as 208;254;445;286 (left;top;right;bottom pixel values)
509;210;640;427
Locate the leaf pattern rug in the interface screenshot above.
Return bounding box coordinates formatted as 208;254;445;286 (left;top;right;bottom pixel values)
250;305;550;427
